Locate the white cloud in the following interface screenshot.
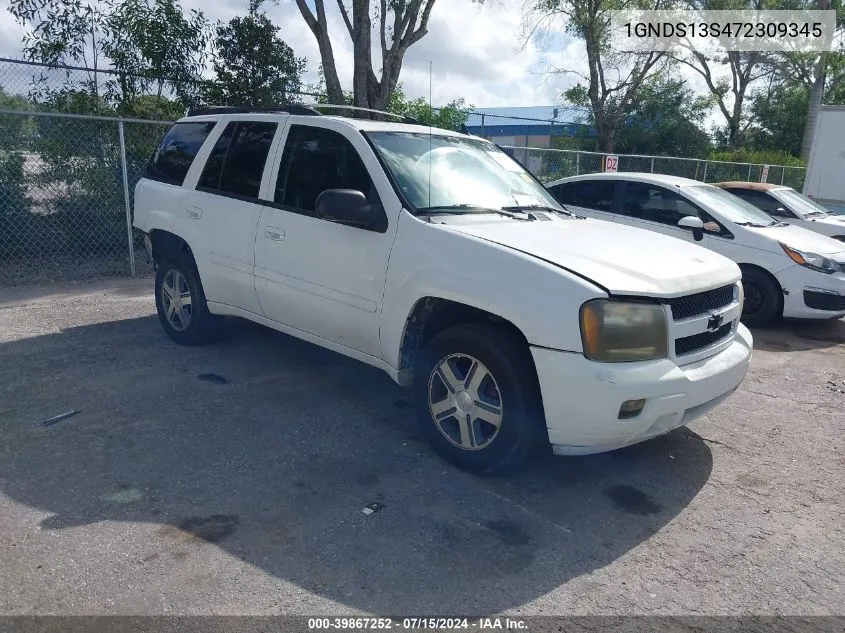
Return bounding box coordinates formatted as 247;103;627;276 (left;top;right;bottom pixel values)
0;0;765;123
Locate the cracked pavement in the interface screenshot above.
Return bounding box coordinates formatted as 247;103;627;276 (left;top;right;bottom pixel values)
0;278;843;615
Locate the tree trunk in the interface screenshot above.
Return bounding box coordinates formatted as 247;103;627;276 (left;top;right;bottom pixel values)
351;0;372;110
801;51;827;160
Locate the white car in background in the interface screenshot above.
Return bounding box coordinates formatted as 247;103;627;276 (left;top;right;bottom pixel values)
546;173;845;327
714;182;845;242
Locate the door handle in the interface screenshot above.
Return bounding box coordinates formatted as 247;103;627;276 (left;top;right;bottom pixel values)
186;206;203;219
265;227;285;241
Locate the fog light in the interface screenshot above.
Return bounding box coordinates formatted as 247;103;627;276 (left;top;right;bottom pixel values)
619;399;646;419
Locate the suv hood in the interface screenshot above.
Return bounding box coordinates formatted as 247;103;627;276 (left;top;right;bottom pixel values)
444;216;739;297
744;223;845;257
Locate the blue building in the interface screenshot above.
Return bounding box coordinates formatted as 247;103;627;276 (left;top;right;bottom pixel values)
465;105;590;148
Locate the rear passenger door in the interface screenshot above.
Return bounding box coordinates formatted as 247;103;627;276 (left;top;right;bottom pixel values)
254;123;398;358
547;179;619;223
617;181;710;245
181;120;278;314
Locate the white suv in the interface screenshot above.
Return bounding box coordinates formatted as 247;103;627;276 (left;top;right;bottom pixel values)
134;107;752;473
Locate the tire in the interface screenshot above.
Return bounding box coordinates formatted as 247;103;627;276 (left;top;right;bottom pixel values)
413;322;546;475
154;253;223;346
740;267;781;328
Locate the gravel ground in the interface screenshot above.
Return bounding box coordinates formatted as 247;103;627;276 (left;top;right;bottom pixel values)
0;278;843;616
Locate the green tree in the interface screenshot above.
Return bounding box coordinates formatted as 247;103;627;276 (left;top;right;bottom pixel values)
387;85;473;131
205;0;306;107
103;0;210;113
612;76;713;157
526;0;670;152
8;0;110;110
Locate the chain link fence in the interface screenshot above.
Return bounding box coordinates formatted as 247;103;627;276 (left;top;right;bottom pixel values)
0;109;169;285
0;55;810;285
502;147;807;190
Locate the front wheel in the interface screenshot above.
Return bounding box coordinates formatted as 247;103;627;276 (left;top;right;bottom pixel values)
413;323;546;475
740;267;782;328
154;254;222;346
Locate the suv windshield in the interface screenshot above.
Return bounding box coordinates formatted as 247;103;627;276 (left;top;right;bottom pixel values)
683;185;779;226
771;188;831;218
365;132;564;214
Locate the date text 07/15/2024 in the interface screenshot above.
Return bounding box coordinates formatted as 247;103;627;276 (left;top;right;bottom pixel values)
307;617;528;630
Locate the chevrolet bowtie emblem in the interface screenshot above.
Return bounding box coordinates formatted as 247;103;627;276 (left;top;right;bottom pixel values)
707;313;724;332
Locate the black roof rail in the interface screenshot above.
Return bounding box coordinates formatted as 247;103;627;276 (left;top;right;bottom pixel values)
184;103;470;135
307;104;421;125
185;105;322;117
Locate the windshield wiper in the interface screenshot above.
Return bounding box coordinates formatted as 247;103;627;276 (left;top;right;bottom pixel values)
420;204;535;221
501;203;581;218
735;221;774;228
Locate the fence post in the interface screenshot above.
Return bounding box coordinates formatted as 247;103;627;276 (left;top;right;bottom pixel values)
702;161;708;183
747;164;752;181
781;168;785;185
576;151;580;175
118;120;136;278
694;160;700;181
650;156;655;173
481;113;485;138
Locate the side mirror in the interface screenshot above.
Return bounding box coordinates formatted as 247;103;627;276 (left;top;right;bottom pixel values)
678;215;705;241
315;189;373;228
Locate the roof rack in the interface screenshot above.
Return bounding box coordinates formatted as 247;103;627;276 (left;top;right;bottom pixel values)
185;105;322;117
186;103;428;126
184;103;470;135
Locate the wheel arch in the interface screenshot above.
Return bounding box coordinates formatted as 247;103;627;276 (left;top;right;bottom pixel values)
149;229;195;265
737;262;784;316
395;296;534;387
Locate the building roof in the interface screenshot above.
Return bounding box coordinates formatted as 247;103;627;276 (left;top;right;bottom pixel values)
465;105;587;127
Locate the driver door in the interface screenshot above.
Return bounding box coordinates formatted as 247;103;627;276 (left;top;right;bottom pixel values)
253;123;398;358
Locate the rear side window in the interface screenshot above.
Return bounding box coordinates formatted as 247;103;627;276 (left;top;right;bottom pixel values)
622;182;702;225
147;122;215;186
548;180;615;212
726;189;789;217
198;121;278;199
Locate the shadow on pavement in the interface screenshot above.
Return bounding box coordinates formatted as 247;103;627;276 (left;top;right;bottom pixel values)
0;316;713;614
750;317;845;353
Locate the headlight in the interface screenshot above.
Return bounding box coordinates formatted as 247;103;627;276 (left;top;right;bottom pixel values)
780;243;838;274
735;282;744;314
580;300;668;362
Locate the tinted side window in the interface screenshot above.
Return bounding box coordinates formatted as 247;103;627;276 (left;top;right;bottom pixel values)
276;125;377;214
198;123;236;190
727;189;788;216
549;180;615;212
198;121;277;199
623;182;701;226
147;122;215;186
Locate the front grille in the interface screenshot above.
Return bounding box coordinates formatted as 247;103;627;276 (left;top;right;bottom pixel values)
668;285;734;320
675;323;732;356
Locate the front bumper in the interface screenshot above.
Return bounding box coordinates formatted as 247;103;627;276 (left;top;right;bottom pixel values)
531;324;753;456
777;264;845;319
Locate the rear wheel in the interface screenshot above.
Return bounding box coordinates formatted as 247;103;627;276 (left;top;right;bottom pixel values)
154;254;222;345
740;267;781;328
413;323;546;475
